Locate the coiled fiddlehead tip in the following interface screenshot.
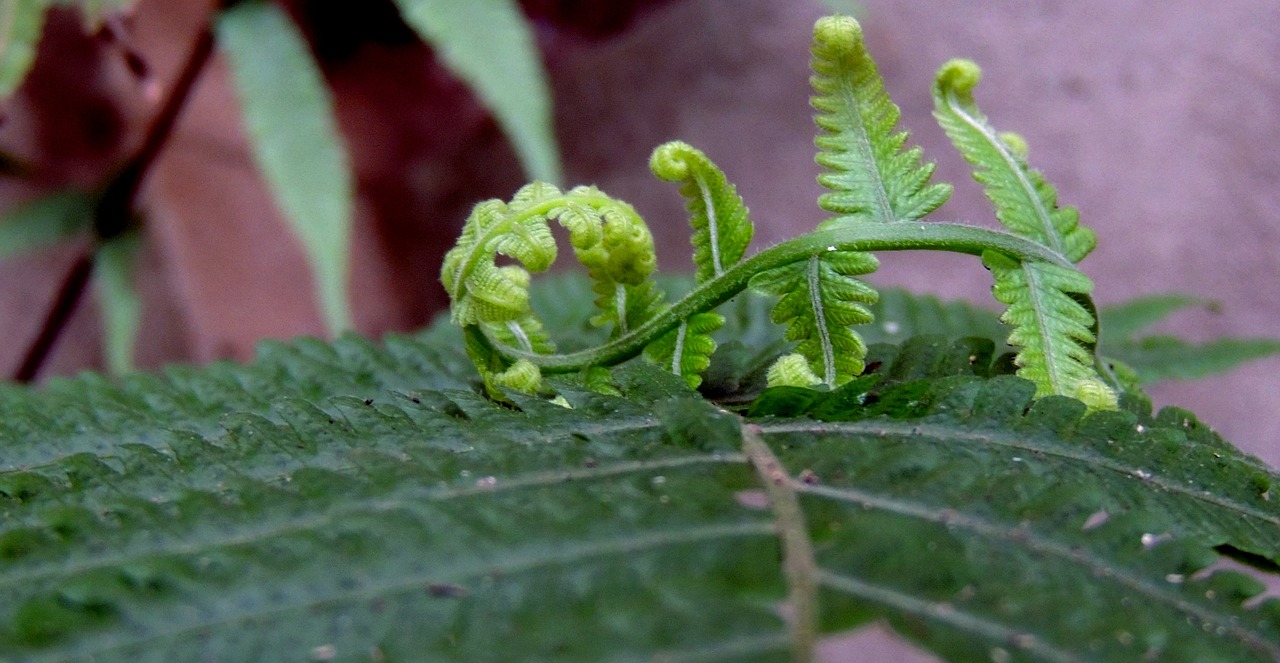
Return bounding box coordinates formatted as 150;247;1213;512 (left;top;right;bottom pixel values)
813;15;862;55
935;58;982;97
649;141;699;182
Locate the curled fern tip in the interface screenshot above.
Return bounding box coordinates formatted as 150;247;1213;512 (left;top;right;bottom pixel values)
649;141;696;181
935;58;982;96
813;15;862;51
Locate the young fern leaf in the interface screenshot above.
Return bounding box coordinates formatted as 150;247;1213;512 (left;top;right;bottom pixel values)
755;16;948;389
442;182;667;395
552;186;665;337
751;250;880;388
643;141;754;387
442;183;561;394
810;16;952;226
932;60;1116;409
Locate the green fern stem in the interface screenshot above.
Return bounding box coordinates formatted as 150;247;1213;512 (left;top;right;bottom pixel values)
476;221;1078;372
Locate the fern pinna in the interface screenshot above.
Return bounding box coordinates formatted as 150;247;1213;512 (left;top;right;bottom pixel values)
441;15;1117;410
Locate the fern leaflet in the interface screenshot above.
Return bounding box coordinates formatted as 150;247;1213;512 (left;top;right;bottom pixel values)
750;250;879;388
550;186;665;337
932;59;1115;408
753;17;947;389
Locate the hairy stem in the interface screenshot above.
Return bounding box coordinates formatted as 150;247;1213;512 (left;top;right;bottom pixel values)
482;221;1077;372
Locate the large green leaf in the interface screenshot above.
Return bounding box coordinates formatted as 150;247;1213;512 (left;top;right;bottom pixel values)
391;0;560;184
0;0;47;97
2;275;1279;662
216;1;354;334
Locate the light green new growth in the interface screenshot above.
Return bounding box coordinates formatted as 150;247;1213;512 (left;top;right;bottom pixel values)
810;17;951;226
644;141;753;387
442;15;1117;409
749;16;953;389
932;59;1115;408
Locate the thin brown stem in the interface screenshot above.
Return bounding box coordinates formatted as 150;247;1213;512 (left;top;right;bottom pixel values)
13;252;95;382
94;26;214;241
13;24;216;383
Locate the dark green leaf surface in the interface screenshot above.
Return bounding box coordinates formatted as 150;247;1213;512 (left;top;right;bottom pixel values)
2;280;1279;662
216;1;354;334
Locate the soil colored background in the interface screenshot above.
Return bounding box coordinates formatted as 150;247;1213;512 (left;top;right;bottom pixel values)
1;1;1278;659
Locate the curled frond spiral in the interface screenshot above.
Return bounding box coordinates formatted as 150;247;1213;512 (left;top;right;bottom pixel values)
440;15;1119;413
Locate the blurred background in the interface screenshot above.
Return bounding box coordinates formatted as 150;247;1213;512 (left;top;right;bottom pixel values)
1;1;1278;457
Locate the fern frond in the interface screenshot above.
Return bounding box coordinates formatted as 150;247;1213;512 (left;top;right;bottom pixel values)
810;16;951;225
643;312;723;388
649;141;754;281
745;16;929;391
549;186;665;337
933;59;1115;408
932;59;1095;262
644;141;756;387
750;251;880;388
985;253;1115;408
440;183;560;327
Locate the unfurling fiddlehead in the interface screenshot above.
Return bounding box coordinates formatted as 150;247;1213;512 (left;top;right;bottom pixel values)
441;14;1119;411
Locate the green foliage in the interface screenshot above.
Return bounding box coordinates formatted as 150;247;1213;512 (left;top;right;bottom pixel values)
2;0;561;372
391;0;560;184
0;192;93;261
3;286;1280;661
756;15;951;389
932;59;1114;409
441;182;670;395
750;250;880;387
217;0;355;335
810;17;951;226
1099;295;1280;384
93;232;142;374
645;141;754;388
442;15;1117;409
0;0;47;97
